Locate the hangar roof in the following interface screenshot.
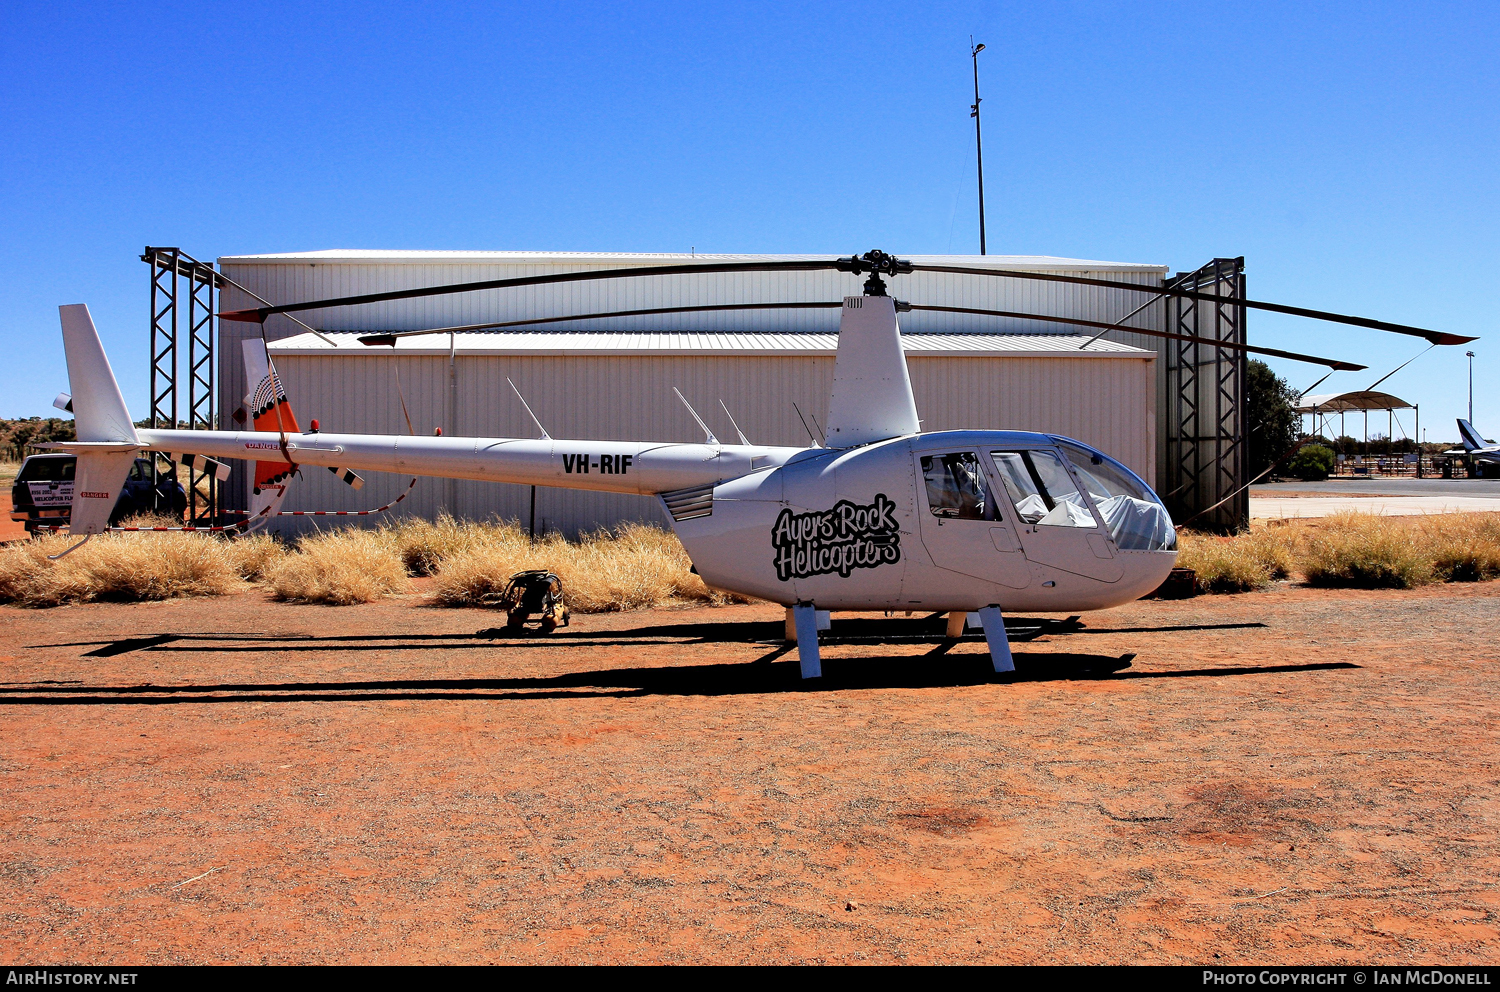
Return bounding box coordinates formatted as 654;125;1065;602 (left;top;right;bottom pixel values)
222;249;1170;275
267;331;1156;359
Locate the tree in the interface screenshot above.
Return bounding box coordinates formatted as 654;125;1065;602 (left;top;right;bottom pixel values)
1246;359;1300;479
1;417;76;461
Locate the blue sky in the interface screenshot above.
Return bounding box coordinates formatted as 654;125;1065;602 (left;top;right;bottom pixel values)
2;1;1496;440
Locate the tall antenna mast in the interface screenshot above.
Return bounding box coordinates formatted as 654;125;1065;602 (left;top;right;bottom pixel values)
970;38;988;255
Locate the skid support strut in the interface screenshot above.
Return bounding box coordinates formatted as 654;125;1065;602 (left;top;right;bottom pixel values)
946;611;967;639
976;605;1015;673
791;603;822;679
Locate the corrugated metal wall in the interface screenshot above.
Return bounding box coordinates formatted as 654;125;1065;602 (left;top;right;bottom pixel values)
267;350;1154;538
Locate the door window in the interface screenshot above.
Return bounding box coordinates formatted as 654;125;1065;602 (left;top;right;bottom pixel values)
920;452;994;520
990;450;1096;528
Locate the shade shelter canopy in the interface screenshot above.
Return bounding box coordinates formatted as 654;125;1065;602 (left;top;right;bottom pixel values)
1295;389;1413;414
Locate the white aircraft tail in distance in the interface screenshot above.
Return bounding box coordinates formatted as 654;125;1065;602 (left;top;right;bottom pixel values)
47;287;1180;678
1456;419;1500;477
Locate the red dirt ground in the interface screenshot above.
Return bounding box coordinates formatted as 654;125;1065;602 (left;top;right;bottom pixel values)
0;493;26;542
1;583;1497;964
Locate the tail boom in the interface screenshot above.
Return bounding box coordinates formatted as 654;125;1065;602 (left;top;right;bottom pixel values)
136;428;798;497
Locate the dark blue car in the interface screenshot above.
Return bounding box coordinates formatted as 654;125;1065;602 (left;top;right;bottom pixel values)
10;453;187;535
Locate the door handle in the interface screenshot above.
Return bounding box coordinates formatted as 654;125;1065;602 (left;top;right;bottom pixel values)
990;526;1020;552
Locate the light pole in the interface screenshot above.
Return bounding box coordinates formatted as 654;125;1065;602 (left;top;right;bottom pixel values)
1467;350;1475;422
970;39;987;255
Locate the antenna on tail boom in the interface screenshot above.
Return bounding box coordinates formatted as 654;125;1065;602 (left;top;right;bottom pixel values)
719;400;751;446
673;388;718;444
507;379;551;440
792;402;820;447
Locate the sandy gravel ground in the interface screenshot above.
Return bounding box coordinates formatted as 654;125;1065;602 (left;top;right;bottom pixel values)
1;493;26;542
0;583;1497;965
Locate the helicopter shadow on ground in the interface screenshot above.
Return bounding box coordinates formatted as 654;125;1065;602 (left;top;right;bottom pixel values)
589;616;1269;644
0;649;1359;706
43;615;1269;659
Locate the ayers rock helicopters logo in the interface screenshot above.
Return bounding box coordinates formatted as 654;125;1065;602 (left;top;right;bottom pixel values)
772;494;902;581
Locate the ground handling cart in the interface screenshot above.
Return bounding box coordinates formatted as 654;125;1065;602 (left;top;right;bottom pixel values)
497;570;570;633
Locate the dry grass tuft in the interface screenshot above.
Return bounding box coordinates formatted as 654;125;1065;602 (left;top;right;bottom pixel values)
0;530;244;606
0;513;736;612
383;514;482;576
265;527;408;605
1299;513;1437;588
1181;511;1500;593
1296;512;1500;589
1420;514;1500;583
225;533;290;582
425;519;533;604
1176;527;1297;593
1177;533;1272;593
7;508;1496;608
430;521;747;612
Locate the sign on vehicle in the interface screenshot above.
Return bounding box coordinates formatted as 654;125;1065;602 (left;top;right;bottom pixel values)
27;481;73;507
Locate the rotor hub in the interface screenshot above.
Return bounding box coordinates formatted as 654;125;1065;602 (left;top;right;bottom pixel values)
836;250;914;297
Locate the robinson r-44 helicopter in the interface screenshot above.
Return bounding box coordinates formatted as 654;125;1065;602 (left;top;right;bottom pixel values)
42;251;1474;678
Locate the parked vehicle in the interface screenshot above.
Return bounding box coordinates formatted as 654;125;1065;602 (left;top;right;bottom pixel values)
10;453;186;535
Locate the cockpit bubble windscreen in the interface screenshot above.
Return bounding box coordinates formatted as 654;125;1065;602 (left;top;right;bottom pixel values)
1051;438;1177;551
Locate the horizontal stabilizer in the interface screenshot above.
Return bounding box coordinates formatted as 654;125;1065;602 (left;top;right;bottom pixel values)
33;441;142;453
328;465;365;490
179;452;233;481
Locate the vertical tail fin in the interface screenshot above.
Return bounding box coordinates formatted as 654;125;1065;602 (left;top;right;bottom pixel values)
60;305;138;445
57;305;140;535
242;340;300;509
1457;419;1486;451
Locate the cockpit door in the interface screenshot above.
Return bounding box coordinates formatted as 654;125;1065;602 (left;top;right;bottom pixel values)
913;449;1031;590
985;448;1123;583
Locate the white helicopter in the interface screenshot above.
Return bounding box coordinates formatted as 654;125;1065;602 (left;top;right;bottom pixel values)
43;251;1471;678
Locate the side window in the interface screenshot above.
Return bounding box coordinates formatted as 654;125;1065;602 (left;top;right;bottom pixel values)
920;452;994;520
18;458;74;483
990;452;1046;520
989;450;1096;528
128;461;146;481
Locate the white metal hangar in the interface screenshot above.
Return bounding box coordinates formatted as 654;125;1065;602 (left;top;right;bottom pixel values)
215;251;1246;536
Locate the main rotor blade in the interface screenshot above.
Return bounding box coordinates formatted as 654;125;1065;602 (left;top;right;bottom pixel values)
355;302;844;345
220;259;847;323
351;296;1364;371
908;305;1366;370
218;249;1473;348
909;263;1475;347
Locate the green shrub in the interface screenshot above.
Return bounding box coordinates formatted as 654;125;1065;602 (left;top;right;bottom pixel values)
1286;444;1335;481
